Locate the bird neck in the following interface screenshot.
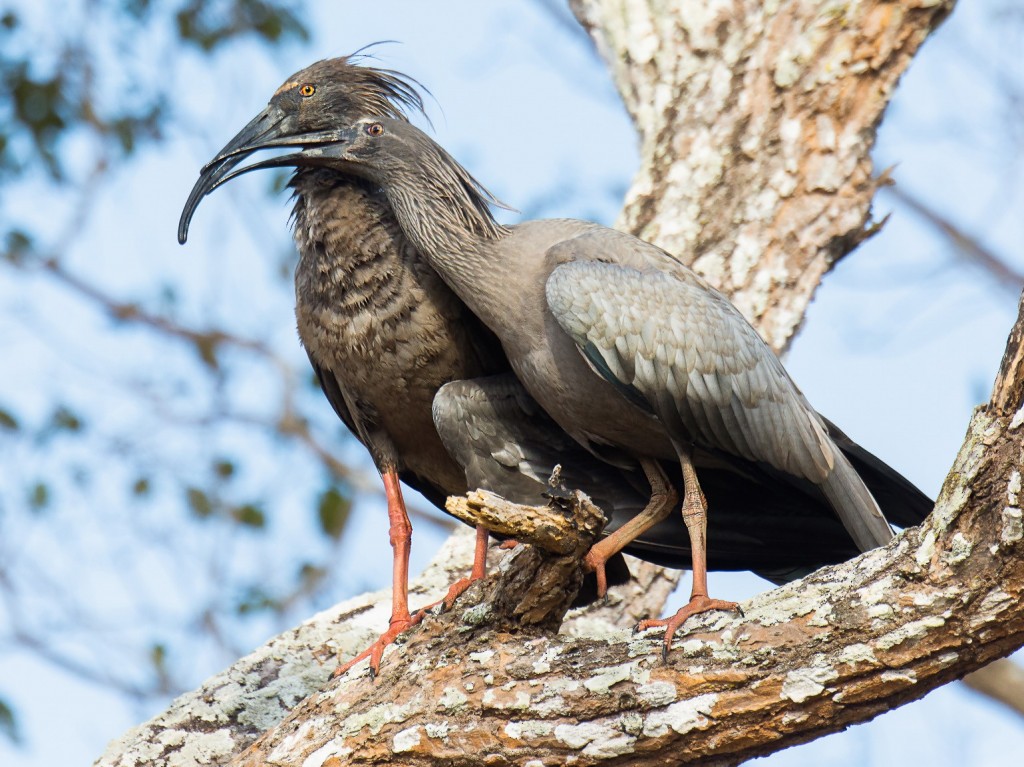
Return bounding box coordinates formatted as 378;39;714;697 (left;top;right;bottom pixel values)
379;171;513;306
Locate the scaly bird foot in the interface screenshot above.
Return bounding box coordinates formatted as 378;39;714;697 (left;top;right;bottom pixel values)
497;539;520;550
582;549;610;600
635;596;740;662
413;574;482;616
334;612;424;679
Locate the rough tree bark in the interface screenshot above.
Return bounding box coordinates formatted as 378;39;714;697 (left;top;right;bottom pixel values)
95;1;1024;765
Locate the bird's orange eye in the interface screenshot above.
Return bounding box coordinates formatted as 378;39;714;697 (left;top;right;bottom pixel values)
366;122;384;136
299;84;315;97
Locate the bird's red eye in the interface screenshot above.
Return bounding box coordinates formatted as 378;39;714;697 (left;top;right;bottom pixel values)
366;122;384;137
299;84;315;97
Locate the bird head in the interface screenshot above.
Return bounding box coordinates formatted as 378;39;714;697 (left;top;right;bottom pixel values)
201;117;510;241
178;56;424;244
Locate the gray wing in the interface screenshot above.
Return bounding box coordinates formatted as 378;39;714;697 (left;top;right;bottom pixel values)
545;252;893;551
432;373;648;513
432;373;639;601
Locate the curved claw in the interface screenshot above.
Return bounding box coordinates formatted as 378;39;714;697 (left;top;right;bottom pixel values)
334;613;424;678
635;596;740;662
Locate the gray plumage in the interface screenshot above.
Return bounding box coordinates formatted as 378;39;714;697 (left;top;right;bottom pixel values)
200;90;934;615
274;117;901;562
432;373;649;511
179;58;504;510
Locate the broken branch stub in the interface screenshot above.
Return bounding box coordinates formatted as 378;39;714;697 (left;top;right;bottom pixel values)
445;489;608;631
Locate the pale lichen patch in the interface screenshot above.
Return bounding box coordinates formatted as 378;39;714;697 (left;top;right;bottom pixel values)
781;667;837;703
469;650;495;664
1010;404;1024;430
554;721;637;759
807;601;835;627
876;616;947;650
636;681;677;706
976;589;1013;622
338;694;423;738
424;722;451;739
748;582;828;626
584;663;635;694
915;530;937;569
678;638;709;655
483;687;533;712
933;484;970;531
1001;508;1023;546
619;710;644;736
392;725;422;753
857;575;895;607
505;720;554;741
300;739;351;767
533;689;576;716
533;645;564;674
838;643;877;666
642;694;719;737
161;729;235;767
781;710;809;726
944;533;973;565
880;670;917;685
436;686;467;712
1007;470;1021;506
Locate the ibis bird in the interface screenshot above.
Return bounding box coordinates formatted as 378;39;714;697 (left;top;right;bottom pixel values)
212;116;931;655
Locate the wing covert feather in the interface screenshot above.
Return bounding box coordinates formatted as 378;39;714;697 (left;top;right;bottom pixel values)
545;259;836;484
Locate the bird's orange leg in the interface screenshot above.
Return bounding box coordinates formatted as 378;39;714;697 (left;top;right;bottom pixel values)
335;467;421;678
583;458;676;598
636;451;739;659
414;525;490;615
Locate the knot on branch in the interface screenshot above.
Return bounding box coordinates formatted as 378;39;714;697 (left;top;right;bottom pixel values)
445;487;607;632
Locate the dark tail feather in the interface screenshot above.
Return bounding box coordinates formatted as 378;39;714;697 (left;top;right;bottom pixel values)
820;453;894;551
823;416;934;529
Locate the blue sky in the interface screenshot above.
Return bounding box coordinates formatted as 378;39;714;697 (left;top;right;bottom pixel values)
1;2;1023;765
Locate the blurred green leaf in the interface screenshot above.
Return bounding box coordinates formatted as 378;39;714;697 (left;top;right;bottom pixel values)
317;486;351;540
0;696;21;745
186;487;214;518
0;407;18;431
176;0;308;53
213;459;235;479
51;405;84;432
233;503;265;528
3;230;33;265
195;336;220;369
149;643;167;673
132;477;151;497
27;481;49;513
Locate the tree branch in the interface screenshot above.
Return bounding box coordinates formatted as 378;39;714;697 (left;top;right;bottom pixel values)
569;0;955;352
887;184;1024;294
222;311;1024;764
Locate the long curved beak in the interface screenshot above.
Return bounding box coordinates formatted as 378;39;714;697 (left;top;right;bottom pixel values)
178;104;350;245
198;139;355;198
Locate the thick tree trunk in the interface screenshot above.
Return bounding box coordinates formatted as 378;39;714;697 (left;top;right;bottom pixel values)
96;1;993;765
571;0;953;351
